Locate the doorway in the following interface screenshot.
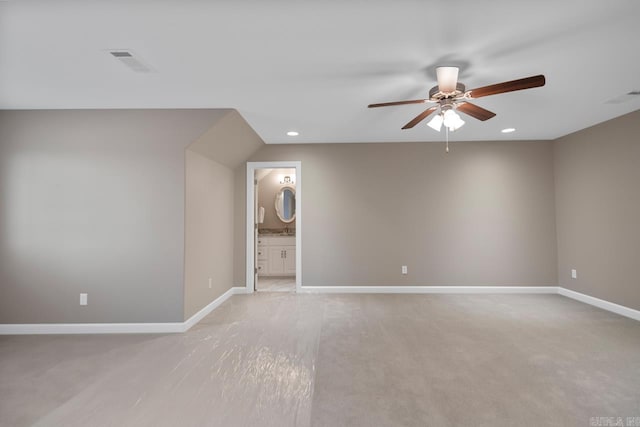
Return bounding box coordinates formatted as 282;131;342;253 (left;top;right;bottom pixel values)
246;161;302;293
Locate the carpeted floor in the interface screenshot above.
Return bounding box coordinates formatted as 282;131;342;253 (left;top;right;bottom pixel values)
257;276;296;292
1;293;639;426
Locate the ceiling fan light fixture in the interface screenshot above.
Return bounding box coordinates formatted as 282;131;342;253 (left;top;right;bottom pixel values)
436;66;459;93
427;114;443;131
451;115;465;131
442;109;465;131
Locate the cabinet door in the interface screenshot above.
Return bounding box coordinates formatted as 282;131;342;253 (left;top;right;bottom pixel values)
283;247;296;275
257;261;267;276
268;247;285;275
257;246;267;261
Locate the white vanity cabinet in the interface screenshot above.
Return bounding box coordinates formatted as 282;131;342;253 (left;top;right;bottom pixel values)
257;236;295;276
256;237;268;276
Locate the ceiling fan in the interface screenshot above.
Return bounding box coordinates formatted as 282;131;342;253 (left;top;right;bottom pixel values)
368;67;545;132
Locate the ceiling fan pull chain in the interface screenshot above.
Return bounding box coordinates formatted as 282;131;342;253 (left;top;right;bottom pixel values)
445;126;450;153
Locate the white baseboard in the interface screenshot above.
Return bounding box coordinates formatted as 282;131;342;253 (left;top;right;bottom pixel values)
558;287;640;322
0;322;186;335
0;286;245;335
2;285;637;334
298;286;559;294
299;286;638;322
182;286;244;331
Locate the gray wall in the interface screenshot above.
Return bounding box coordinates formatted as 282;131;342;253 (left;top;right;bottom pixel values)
4;107;637;324
0;109;222;323
554;110;640;311
185;109;264;313
183;151;236;319
235;141;558;287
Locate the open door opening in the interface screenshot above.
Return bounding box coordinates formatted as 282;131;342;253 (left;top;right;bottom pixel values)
246;162;301;293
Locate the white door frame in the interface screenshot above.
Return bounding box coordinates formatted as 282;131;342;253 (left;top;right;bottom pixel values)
246;161;302;293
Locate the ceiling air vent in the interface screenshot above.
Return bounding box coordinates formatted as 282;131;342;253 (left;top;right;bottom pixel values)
605;90;640;104
108;50;152;73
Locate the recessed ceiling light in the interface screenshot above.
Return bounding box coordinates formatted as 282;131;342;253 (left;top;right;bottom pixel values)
501;128;516;133
287;131;299;136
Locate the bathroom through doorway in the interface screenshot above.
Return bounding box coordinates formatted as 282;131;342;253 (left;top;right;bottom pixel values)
246;161;302;293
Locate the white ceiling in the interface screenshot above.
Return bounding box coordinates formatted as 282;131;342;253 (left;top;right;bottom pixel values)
1;0;639;144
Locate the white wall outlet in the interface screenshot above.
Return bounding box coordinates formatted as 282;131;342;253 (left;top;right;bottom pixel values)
401;265;408;275
208;277;212;289
571;269;577;279
79;293;88;306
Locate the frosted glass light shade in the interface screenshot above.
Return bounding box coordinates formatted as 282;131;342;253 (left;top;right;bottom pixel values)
442;109;457;127
450;115;465;131
443;109;465;131
427;114;443;131
436;67;459;93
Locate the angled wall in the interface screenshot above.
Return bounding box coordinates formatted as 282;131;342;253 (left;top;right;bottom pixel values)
554;109;640;311
184;111;263;319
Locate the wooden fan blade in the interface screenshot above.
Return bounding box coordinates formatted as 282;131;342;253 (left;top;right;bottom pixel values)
467;75;545;99
402;106;438;129
456;102;496;121
368;99;429;108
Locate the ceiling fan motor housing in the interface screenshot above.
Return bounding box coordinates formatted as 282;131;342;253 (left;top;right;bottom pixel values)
439;98;455;112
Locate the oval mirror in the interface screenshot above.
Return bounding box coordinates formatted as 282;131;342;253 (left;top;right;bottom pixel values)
275;186;296;223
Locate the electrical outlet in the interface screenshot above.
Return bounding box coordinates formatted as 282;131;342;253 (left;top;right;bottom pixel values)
79;293;88;306
208;278;212;289
571;269;577;279
401;265;408;275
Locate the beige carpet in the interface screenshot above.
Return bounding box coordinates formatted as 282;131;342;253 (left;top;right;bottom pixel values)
257;276;296;292
1;293;639;426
